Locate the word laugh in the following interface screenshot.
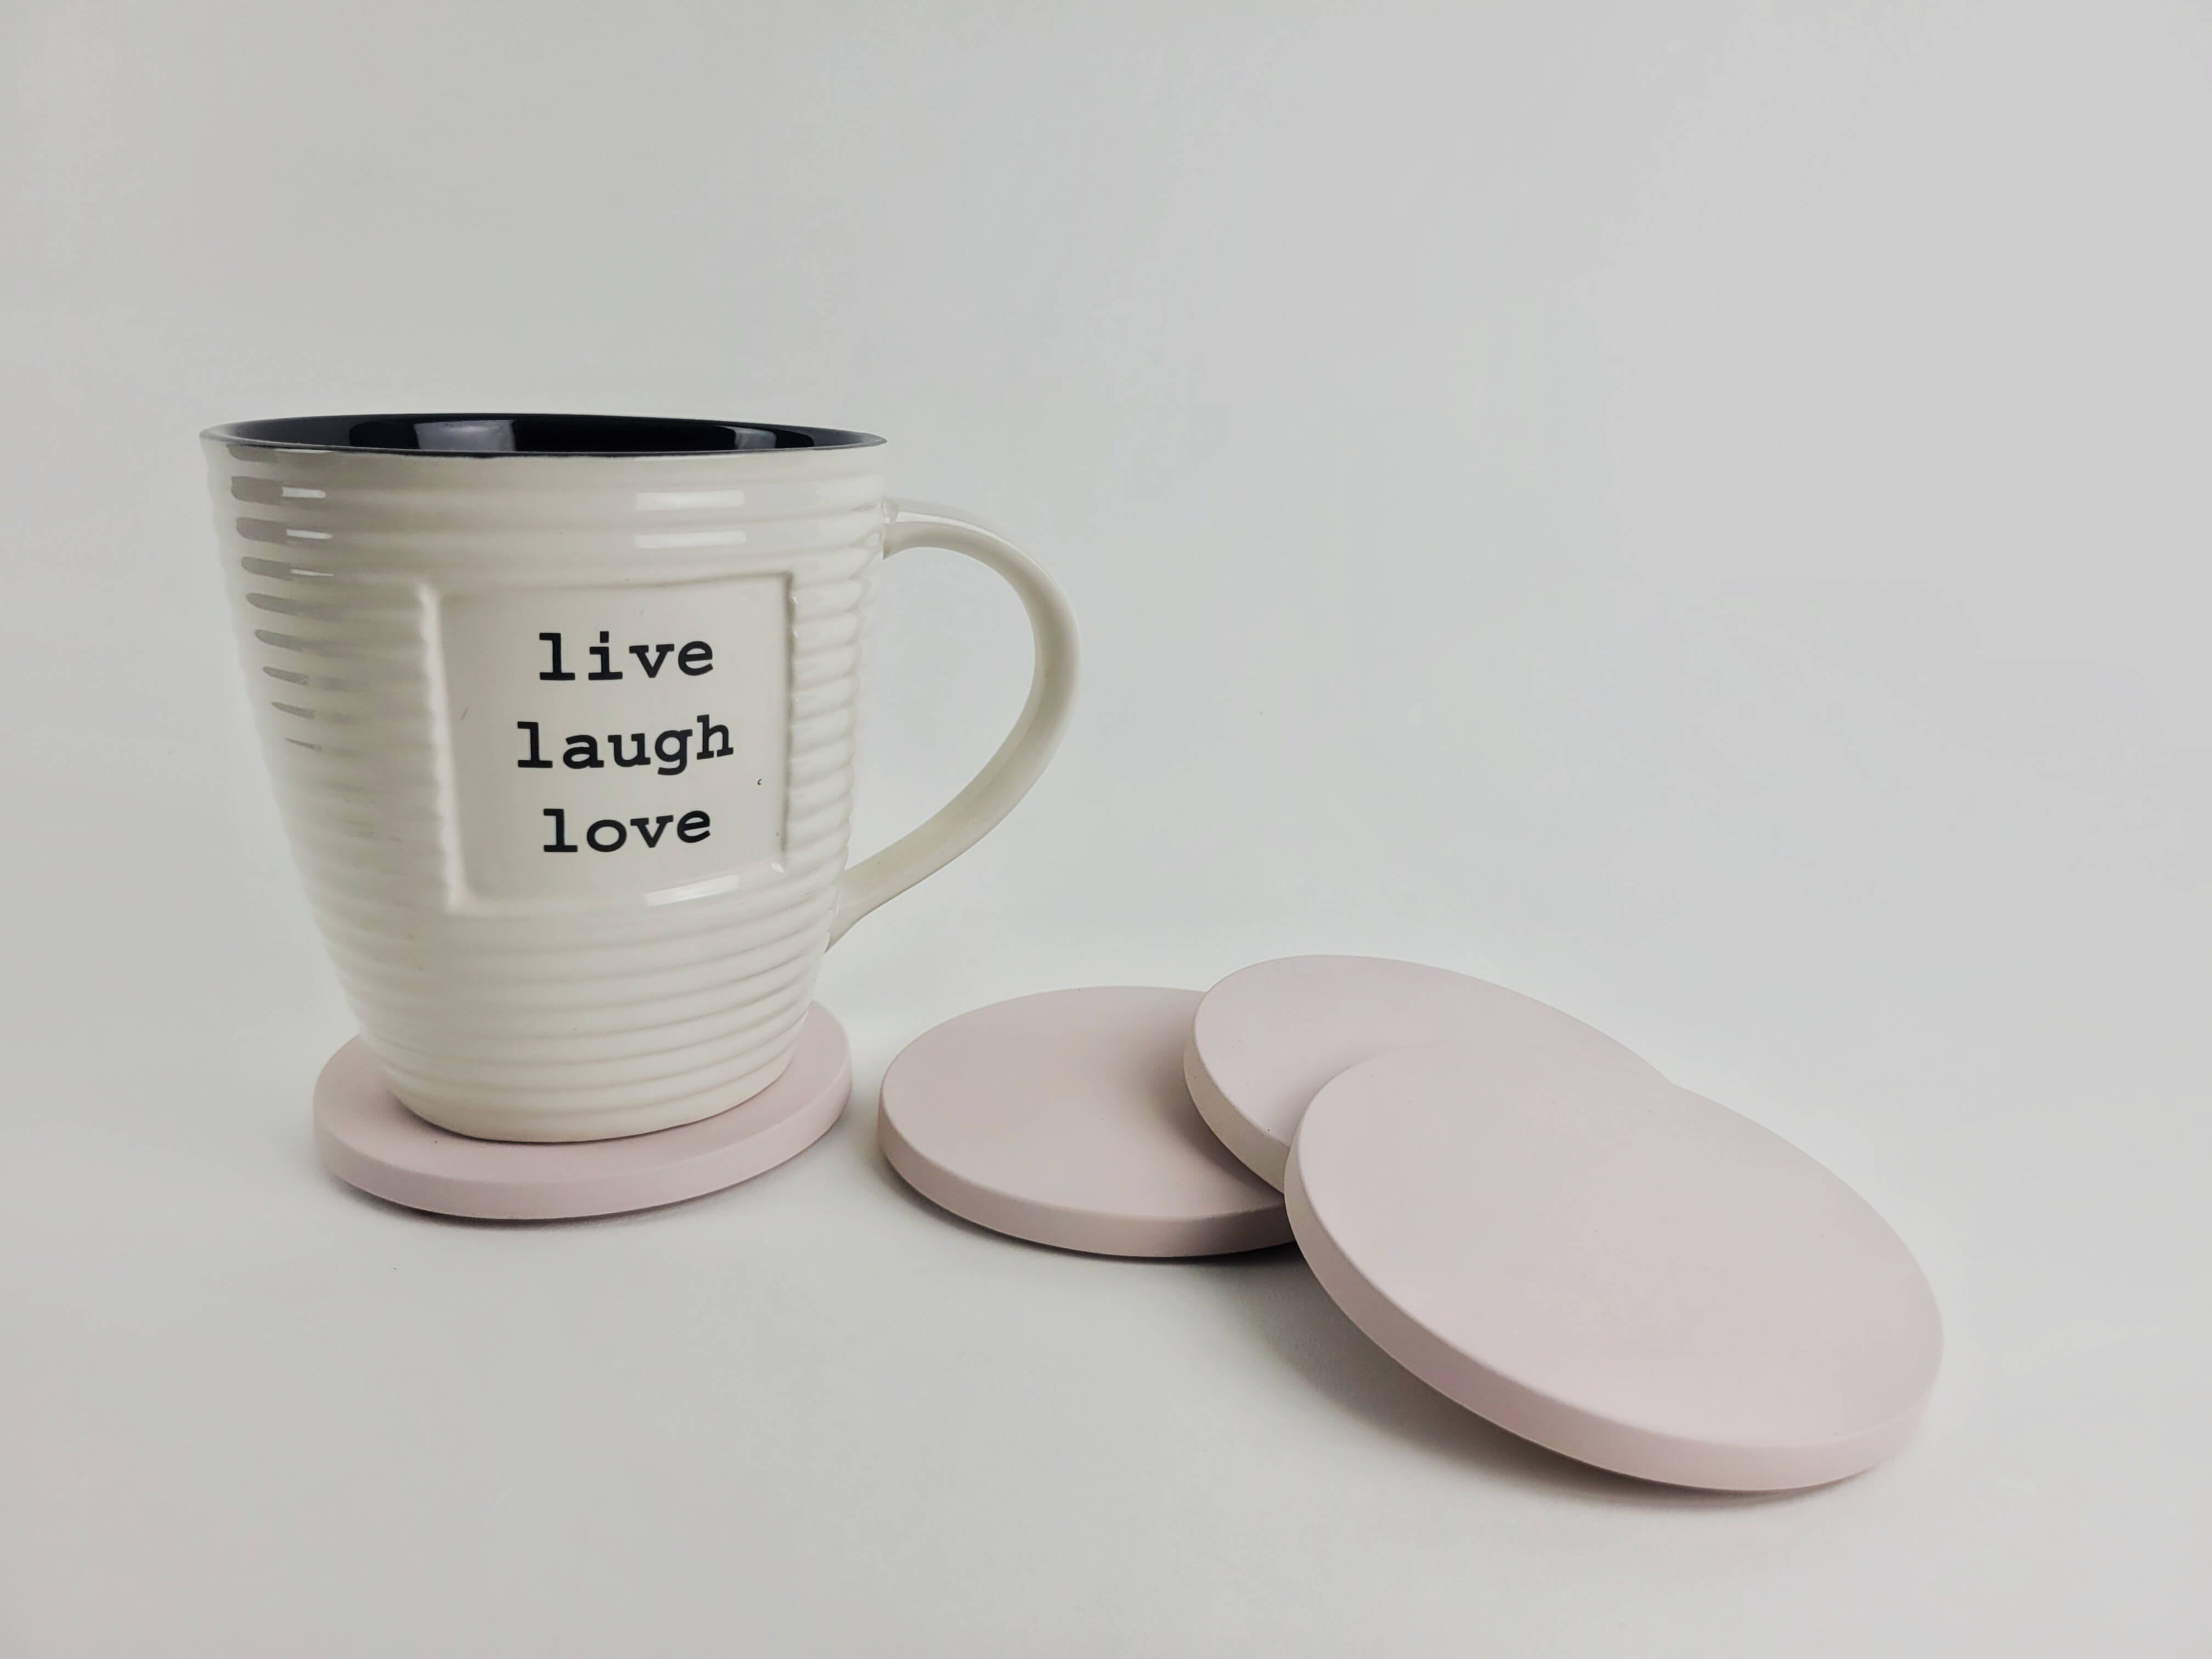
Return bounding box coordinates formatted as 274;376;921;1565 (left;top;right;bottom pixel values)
522;629;733;855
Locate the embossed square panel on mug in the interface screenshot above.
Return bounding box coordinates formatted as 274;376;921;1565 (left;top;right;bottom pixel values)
206;414;1077;1143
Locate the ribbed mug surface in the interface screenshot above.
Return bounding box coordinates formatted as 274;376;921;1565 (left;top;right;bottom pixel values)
207;435;886;1141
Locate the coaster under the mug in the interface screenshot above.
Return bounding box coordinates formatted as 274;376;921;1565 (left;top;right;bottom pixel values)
315;1005;851;1220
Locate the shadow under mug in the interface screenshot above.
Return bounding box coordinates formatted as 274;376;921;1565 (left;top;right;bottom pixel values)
205;413;1077;1143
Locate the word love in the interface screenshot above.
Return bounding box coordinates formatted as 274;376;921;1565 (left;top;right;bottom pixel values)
541;806;709;855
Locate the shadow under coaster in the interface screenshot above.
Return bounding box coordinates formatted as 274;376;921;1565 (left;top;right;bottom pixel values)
314;1005;851;1220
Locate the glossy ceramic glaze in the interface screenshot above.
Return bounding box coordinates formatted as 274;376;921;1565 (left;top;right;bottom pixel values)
206;417;1076;1141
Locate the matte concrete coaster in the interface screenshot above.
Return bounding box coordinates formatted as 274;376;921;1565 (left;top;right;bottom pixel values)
1187;955;1660;1189
879;987;1291;1257
315;1005;852;1220
1286;1039;1943;1491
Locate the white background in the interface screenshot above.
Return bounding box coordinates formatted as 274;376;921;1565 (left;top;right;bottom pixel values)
3;3;2208;1653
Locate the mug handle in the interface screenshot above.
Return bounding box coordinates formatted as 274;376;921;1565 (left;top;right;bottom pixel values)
828;500;1080;945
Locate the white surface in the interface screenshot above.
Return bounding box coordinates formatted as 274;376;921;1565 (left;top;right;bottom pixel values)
2;3;2207;1654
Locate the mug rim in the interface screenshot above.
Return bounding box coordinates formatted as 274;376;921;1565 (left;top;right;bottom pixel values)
203;412;887;458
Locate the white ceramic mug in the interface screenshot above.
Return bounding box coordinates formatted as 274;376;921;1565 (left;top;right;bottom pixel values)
205;414;1077;1142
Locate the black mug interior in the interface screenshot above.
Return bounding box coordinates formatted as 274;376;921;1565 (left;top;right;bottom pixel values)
206;413;884;456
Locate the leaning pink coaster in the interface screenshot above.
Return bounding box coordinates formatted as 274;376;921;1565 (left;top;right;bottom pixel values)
880;988;1291;1257
1187;955;1659;1188
315;1005;851;1220
1287;1040;1943;1491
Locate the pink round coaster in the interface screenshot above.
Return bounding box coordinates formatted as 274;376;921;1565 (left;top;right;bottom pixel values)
1187;955;1658;1188
1286;1039;1943;1491
315;1005;851;1220
879;988;1291;1257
